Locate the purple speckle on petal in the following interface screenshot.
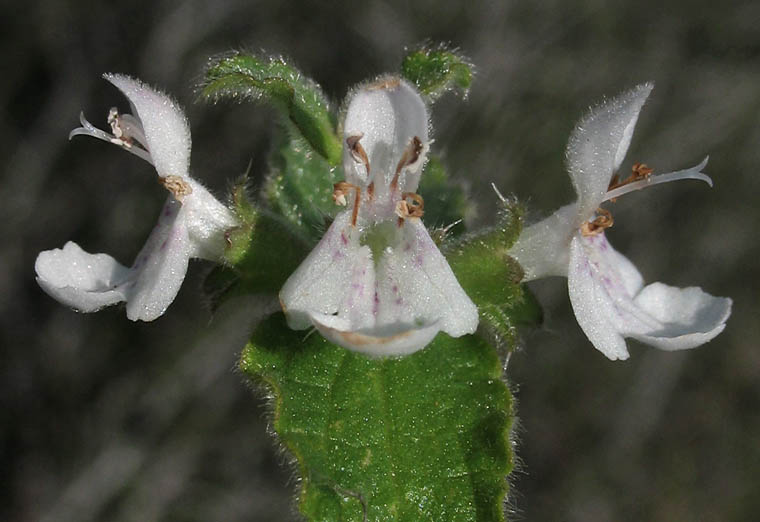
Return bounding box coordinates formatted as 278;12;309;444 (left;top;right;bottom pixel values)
404;243;411;252
340;232;348;245
392;285;398;293
414;255;423;268
373;291;379;315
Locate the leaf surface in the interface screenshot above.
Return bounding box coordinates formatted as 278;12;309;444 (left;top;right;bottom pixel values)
242;315;514;522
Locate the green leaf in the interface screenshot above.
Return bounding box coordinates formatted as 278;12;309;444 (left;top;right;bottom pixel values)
265;131;342;239
203;52;342;164
242;314;514;522
402;47;473;101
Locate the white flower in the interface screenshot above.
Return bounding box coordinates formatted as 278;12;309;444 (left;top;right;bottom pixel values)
35;74;237;321
509;83;732;360
279;77;478;356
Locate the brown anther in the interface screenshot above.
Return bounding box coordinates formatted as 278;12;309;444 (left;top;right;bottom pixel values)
390;136;424;192
608;162;653;191
632;162;653;179
332;181;350;206
367;181;375;200
346;134;371;177
402;192;424;216
159;175;193;202
332;181;362;226
580;208;614;237
395;192;425;225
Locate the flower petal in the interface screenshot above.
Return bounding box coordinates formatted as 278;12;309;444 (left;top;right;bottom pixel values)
567;235;633;360
279;211;375;330
629;283;732;350
568;233;730;359
342;78;428;193
104;73;191;179
124;197;195;321
309;313;441;357
566;83;652;221
35;241;130;312
376;219;479;338
509;203;577;280
181;179;238;260
280;215;477;356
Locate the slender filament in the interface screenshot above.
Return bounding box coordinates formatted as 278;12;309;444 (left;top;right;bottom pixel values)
604;157;712;202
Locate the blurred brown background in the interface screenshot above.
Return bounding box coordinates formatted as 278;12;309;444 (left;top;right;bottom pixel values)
3;1;758;521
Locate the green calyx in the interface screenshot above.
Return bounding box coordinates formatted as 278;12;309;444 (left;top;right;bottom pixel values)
402;46;474;101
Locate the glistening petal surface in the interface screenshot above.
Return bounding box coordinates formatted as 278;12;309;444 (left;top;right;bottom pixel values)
376;219;479;338
309;313;441;357
35;241;130;312
279;214;477;355
629;283;732;350
124;198;196;321
567;235;633;360
568;233;730;359
342;78;428;192
104;73;192;179
279;211;374;330
566;83;652;221
509;203;577;280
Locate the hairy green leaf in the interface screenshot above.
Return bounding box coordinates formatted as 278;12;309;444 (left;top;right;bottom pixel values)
242;314;514;522
265;132;342;239
402;47;473;101
203;52;342;164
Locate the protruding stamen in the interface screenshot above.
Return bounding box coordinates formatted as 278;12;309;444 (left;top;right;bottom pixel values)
603;157;712;202
69;111;153;165
580;208;614;237
395;192;425;225
159;175;193;202
108;109;149;150
608;162;653;193
346;133;370;177
107;108;131;146
333;183;348;206
391;136;425;192
333;181;362;226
